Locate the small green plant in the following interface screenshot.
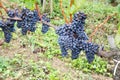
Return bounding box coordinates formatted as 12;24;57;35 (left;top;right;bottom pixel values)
0;56;14;79
0;54;61;80
0;57;9;73
71;55;109;75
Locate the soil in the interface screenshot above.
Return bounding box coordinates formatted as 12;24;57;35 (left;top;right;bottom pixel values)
51;57;113;80
0;40;114;80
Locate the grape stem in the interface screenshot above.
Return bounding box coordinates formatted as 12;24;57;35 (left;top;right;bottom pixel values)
35;2;57;29
39;20;57;30
89;13;117;42
35;2;42;20
0;16;56;29
0;15;22;20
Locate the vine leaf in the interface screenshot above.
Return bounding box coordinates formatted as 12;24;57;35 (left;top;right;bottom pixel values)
118;4;120;13
70;5;76;14
24;0;36;10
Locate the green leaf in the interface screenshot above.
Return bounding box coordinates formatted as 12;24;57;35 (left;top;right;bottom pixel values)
72;0;86;14
24;0;36;10
118;26;120;34
115;33;120;48
118;4;120;13
70;5;76;14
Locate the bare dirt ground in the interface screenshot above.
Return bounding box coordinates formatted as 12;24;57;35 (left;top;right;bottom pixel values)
0;40;114;80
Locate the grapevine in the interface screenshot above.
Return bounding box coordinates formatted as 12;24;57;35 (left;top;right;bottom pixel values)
0;1;108;63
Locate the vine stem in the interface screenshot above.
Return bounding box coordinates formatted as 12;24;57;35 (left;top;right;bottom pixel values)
113;59;120;76
35;2;42;20
0;2;8;12
0;15;22;20
0;16;56;30
89;13;117;42
70;0;74;22
35;2;57;29
60;0;69;24
0;40;4;46
38;20;57;30
0;15;57;29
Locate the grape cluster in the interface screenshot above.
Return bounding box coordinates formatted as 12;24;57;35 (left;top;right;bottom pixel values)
71;12;88;40
83;42;99;63
17;8;40;35
0;20;12;43
56;12;99;63
17;8;50;35
0;7;51;42
0;8;40;42
0;9;19;43
41;14;50;34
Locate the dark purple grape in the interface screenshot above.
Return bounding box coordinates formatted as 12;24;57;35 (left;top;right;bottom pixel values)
4;31;12;43
41;14;50;34
56;24;73;36
0;20;12;43
0;20;5;27
56;11;100;63
16;8;40;35
83;42;99;63
6;9;20;32
7;9;15;18
59;44;68;57
71;48;82;59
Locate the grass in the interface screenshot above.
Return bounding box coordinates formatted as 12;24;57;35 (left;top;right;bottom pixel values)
0;54;60;80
